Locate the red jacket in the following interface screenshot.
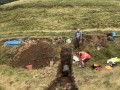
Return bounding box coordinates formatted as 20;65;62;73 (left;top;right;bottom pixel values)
78;51;91;61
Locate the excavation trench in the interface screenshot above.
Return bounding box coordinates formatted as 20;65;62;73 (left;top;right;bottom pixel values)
46;46;78;90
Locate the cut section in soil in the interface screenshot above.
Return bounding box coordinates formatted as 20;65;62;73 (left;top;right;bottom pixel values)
46;46;78;90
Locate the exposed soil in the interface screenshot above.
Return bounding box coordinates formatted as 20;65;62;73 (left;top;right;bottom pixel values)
73;35;107;49
10;40;57;69
82;35;107;46
46;46;78;90
4;35;120;90
46;77;77;90
7;35;120;70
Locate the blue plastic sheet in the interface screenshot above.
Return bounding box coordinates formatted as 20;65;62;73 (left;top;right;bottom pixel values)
4;39;22;46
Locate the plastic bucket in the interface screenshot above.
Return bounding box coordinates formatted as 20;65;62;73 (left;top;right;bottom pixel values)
26;65;32;70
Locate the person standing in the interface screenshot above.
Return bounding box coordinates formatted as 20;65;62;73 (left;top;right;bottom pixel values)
74;28;83;48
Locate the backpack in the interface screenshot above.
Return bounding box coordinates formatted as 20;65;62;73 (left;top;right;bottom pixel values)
107;36;114;41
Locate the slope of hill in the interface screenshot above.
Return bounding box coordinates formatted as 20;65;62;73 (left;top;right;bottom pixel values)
0;1;120;89
0;0;120;38
0;37;120;90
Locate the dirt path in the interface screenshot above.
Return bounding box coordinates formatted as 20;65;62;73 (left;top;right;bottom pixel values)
82;28;120;32
0;28;120;35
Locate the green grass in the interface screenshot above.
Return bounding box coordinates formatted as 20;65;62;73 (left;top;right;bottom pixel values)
73;66;120;90
0;0;120;38
0;64;57;90
0;0;120;90
0;35;119;90
0;43;21;64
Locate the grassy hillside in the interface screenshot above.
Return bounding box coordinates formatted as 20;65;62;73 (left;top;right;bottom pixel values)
0;0;120;90
0;0;120;38
0;37;120;90
0;64;120;90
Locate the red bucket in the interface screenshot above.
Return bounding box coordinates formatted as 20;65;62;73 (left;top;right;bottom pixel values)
26;65;32;70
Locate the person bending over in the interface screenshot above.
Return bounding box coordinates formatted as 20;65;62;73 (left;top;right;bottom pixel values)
76;51;91;68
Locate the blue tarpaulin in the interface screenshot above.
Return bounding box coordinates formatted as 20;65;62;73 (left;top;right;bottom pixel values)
4;39;22;46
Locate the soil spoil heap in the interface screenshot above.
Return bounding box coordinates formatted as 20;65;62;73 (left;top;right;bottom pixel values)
10;41;56;69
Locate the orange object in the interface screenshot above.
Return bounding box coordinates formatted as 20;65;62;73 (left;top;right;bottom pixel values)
78;51;91;60
26;65;32;70
105;65;112;70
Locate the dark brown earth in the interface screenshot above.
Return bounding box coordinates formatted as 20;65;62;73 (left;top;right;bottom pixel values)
46;47;78;90
10;40;57;69
82;35;107;46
